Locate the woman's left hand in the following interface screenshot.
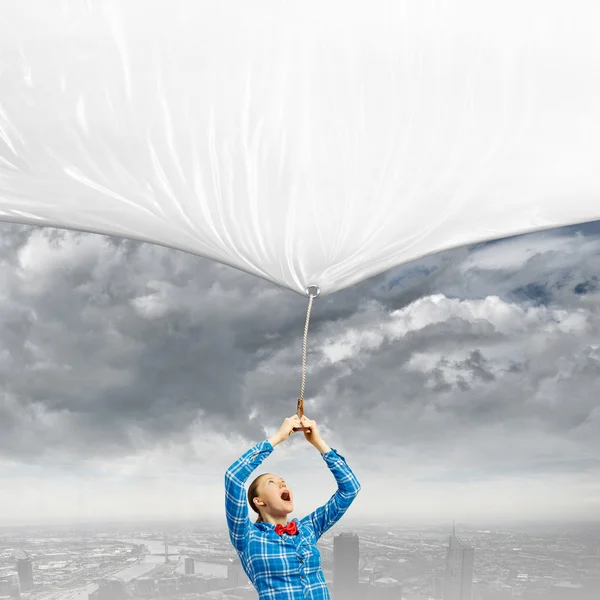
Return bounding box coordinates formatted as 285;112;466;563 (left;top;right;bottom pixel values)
301;415;320;443
301;415;331;453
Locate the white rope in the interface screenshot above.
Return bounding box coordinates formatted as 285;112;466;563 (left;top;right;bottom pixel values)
294;286;319;429
299;293;315;402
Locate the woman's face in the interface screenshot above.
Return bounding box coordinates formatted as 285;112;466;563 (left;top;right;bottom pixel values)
255;473;294;516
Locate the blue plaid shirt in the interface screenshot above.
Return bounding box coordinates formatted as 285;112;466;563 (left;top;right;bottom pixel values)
224;439;361;599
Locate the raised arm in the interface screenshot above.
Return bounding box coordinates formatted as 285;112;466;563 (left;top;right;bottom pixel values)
224;439;274;552
224;415;301;552
299;416;361;540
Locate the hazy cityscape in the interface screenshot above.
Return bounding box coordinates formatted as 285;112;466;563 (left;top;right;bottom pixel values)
0;519;598;600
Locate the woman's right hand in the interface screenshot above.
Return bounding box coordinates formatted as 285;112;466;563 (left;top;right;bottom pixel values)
269;415;301;446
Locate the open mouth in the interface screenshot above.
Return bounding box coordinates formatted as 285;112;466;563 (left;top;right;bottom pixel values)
280;490;291;502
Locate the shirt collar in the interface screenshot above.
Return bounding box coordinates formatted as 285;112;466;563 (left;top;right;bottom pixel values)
254;517;298;531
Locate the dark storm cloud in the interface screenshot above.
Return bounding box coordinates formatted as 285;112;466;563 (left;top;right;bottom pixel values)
315;311;600;469
0;221;599;474
0;223;383;462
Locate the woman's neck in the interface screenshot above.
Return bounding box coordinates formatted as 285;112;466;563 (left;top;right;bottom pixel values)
263;515;289;526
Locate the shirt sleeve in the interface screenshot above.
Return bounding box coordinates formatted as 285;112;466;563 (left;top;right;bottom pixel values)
224;439;274;552
306;448;361;540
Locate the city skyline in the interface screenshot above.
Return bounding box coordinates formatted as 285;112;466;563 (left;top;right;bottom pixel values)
1;520;599;600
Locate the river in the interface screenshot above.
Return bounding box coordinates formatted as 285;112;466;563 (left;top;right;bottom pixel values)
50;538;228;600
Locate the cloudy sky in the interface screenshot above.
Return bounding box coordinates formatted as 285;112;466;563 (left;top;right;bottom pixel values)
1;220;599;527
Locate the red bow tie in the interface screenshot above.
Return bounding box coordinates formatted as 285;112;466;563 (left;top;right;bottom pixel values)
275;521;298;536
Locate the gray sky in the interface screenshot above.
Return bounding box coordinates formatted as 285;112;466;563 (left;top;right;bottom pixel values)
1;221;599;526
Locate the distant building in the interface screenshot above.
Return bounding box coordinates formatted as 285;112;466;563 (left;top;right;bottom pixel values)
358;575;371;598
228;583;259;599
333;532;360;600
0;574;21;599
227;557;248;588
481;589;512;600
369;576;402;599
547;582;586;600
134;577;155;596
432;575;444;599
88;578;128;600
443;526;474;600
16;558;33;592
157;576;178;596
185;557;196;575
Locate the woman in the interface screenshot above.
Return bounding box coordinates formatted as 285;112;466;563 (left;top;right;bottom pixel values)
224;413;361;599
